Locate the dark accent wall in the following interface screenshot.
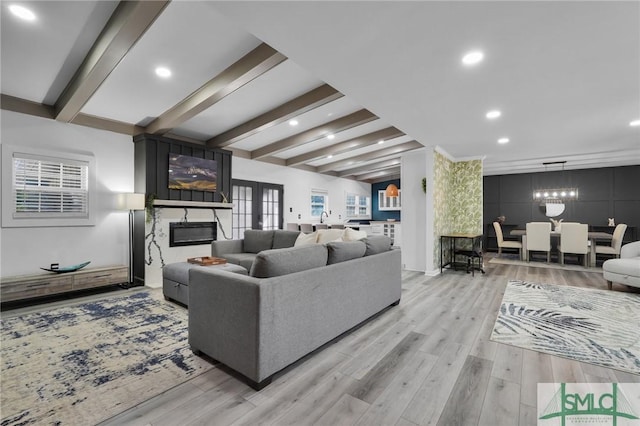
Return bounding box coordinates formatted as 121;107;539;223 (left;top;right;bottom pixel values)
484;165;640;248
133;133;233;202
372;179;401;221
132;134;233;284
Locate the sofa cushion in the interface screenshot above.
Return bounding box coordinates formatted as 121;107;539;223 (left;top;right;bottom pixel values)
326;241;366;265
223;253;258;271
243;230;274;253
250;244;328;278
362;235;392;256
294;231;318;246
342;227;367;241
272;230;301;249
316;229;345;244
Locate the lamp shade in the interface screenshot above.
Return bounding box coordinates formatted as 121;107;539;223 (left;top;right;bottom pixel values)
385;184;399;197
122;193;145;211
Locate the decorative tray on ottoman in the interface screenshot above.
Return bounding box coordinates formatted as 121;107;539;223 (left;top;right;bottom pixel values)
187;256;227;266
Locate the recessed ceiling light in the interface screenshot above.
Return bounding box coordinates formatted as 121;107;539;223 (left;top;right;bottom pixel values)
326;134;335;140
288;119;299;126
378;140;384;144
630;119;640;127
486;110;501;119
498;137;510;144
155;66;171;78
327;155;333;159
9;4;36;21
462;50;484;66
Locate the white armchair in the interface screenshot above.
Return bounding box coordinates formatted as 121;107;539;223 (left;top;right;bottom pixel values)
602;241;640;290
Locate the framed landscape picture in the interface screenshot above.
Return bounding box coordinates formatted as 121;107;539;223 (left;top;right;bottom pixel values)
168;154;217;192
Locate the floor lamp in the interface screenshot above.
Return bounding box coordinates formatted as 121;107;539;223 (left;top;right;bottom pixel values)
123;193;145;286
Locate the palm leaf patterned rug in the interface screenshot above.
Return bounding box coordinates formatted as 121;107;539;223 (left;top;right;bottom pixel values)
491;280;640;375
0;290;214;425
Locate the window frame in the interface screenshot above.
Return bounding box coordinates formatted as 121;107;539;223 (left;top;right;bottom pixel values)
2;145;96;227
345;192;371;219
310;189;329;220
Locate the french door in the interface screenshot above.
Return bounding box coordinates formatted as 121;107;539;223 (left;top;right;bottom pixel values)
232;179;284;239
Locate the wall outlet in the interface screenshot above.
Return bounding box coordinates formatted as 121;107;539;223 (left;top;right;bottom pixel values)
289;207;293;212
298;214;301;219
339;214;341;219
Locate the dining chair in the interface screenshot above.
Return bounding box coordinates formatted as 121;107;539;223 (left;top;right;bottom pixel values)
299;223;314;233
314;224;328;230
330;224;345;229
526;222;551;262
286;223;299;231
558;222;589;266
493;222;522;259
595;223;628;260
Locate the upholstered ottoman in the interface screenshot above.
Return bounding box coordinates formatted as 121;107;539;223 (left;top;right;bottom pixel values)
163;262;247;306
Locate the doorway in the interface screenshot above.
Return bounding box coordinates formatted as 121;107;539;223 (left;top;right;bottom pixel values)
231;179;284;239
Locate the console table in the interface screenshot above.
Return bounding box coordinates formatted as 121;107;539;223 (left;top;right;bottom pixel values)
440;233;484;275
1;265;128;303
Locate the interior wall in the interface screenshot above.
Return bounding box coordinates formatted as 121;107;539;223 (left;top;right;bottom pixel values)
484;165;640;241
431;150;483;270
371;179;401;221
401;149;426;271
232;156;371;225
0;110;133;277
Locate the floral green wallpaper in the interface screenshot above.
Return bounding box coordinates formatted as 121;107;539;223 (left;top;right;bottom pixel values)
432;151;483;268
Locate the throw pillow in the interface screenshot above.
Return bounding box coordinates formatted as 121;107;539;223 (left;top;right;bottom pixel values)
294;231;318;246
362;235;392;255
326;241;366;264
316;229;344;244
343;227;367;241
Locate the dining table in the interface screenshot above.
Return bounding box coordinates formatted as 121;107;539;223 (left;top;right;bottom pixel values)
510;229;613;266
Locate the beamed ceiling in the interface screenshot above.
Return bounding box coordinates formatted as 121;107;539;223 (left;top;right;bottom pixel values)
1;1;639;183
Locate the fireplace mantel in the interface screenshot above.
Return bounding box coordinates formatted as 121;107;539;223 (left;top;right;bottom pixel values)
153;200;233;209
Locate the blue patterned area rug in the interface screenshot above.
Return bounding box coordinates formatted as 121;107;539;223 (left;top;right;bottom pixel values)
491;280;640;375
1;290;213;425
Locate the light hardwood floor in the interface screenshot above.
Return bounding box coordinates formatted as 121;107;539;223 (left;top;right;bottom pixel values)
94;257;638;426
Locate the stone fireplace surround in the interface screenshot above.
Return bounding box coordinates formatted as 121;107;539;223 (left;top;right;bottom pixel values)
144;200;232;288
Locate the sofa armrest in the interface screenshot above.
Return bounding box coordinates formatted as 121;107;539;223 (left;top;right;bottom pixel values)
620;241;640;259
211;239;244;257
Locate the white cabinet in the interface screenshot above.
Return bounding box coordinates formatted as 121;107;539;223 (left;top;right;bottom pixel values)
378;190;401;211
383;222;401;248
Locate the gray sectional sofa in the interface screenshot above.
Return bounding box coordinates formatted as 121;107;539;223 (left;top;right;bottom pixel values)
188;230;401;390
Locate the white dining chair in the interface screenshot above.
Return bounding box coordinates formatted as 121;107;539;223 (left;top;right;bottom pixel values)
314;224;328;230
493;222;522;259
558;222;589;266
330;224;345;229
526;222;552;262
286;223;299;231
595;224;628;260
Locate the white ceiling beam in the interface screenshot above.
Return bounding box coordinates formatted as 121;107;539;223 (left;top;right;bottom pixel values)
55;1;170;122
251;109;377;160
207;84;342;148
317;141;423;173
285;126;404;166
146;43;286;134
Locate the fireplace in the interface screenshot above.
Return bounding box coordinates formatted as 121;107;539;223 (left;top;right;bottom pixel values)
169;222;217;247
